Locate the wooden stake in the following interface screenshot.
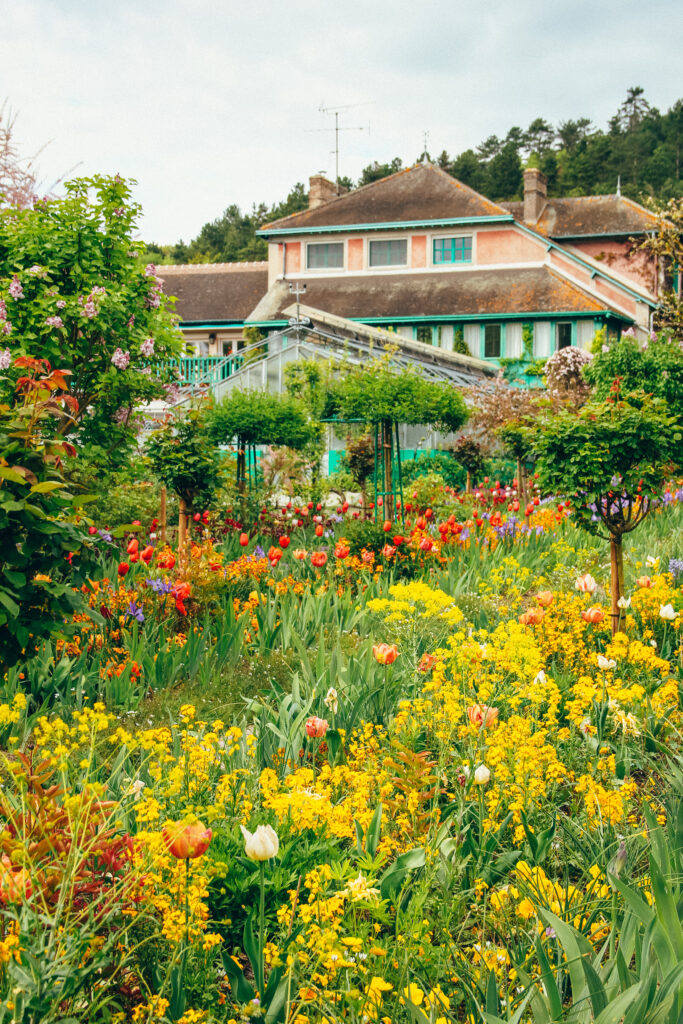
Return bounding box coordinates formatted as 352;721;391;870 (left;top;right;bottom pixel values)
160;486;167;544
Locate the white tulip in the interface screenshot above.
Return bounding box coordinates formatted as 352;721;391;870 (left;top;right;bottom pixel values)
240;824;279;861
646;556;659;569
575;574;597;594
659;604;679;621
473;764;490;786
597;655;616;671
617;596;631;609
533;670;547;685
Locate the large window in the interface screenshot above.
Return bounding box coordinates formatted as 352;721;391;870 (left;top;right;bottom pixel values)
307;242;344;270
556;322;572;349
433;236;472;264
368;238;408;267
484;324;502;359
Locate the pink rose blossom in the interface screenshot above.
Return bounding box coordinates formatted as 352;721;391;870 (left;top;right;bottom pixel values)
8;275;23;300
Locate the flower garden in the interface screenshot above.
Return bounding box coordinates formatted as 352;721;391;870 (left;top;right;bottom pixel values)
1;177;683;1024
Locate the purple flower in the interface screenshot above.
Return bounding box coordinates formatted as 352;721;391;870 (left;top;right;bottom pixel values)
8;275;23;300
0;349;11;370
140;337;155;357
45;316;63;329
253;544;265;559
144;264;157;276
146;577;173;594
111;348;130;370
125;600;145;623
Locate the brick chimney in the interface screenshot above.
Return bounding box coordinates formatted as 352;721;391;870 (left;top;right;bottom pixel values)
308;174;343;210
523;167;547;224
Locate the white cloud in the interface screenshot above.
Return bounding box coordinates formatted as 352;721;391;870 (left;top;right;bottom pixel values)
3;0;682;242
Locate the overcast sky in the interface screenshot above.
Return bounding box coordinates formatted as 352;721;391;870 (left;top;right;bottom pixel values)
4;0;682;245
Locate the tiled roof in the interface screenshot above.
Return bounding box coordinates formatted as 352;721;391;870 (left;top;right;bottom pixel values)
159;263;268;322
261;163;508;232
501;195;659;238
247;267;622;323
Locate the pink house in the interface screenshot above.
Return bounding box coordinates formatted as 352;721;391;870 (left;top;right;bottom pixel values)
248;163;659;365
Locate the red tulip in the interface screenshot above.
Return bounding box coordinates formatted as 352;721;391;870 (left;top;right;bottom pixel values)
334;542;350;559
140;545;154;564
383;520;392;532
88;525;97;535
239;533;249;547
393;535;405;546
163;819;212;860
419;537;433;552
117;562;130;577
126;538;139;556
311;551;327;568
279;536;290;549
315;524;324;537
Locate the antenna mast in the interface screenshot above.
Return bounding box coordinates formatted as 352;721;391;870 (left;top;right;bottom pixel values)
305;102;371;189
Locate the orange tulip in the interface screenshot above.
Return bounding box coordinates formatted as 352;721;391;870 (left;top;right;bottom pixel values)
467;704;499;729
334;542;350;559
582;605;605;624
382;544;397;558
311;551;328;567
535;591;554;607
637;575;651;588
239;532;249;547
519;608;545;626
418;652;438;673
126;537;139;556
293;548;308;561
372;643;398;665
305;716;329;738
315;524;324;537
140;545;154;564
163;818;212;860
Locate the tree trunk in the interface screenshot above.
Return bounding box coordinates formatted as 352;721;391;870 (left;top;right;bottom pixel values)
610;534;624;637
466;470;472;495
160;486;167;544
516;458;525;504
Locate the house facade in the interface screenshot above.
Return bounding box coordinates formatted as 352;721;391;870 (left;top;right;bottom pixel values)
248;164;659;364
164;163;662;368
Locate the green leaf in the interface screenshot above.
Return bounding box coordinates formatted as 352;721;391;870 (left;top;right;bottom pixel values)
365;802;383;858
0;591;20;618
0;467;29;484
29;480;65;493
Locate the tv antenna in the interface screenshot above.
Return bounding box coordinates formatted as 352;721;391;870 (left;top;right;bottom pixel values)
305;102;371;189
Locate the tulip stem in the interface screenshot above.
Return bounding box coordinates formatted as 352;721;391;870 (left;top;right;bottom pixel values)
257;860;266;1000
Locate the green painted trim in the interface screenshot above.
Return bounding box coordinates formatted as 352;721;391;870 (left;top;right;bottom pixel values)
350;310;628;325
515;221;657;308
257;215;514;238
244;319;289;327
554;231;654;240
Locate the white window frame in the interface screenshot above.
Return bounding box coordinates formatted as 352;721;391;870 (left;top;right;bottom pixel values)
305;239;345;272
367;235;409;270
